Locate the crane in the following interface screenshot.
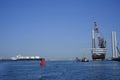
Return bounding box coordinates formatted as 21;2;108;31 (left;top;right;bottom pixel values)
94;22;106;48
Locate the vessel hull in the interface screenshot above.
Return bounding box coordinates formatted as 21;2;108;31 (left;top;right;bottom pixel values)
92;53;105;60
112;57;120;61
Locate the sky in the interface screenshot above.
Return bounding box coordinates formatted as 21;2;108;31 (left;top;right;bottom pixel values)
0;0;120;60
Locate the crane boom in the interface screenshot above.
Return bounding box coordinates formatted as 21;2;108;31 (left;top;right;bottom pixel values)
94;22;99;33
94;22;106;48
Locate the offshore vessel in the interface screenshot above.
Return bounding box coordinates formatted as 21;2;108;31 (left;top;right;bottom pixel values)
91;22;107;60
11;55;41;61
0;55;42;61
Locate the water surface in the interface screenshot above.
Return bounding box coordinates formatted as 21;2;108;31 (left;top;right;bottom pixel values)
0;61;120;80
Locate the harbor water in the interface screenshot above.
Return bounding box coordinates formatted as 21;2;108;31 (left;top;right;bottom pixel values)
0;61;120;80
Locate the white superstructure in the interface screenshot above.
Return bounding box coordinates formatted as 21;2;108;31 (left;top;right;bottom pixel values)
11;55;40;60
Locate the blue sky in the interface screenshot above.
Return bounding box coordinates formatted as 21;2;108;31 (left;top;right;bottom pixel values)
0;0;120;59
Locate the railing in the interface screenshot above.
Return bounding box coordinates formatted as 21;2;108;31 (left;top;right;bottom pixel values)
91;48;107;54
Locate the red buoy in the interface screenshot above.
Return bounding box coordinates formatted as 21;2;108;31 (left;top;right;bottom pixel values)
40;58;46;66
